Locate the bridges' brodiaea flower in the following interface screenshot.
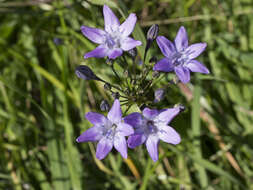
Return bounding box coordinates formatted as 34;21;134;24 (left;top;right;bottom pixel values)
81;5;142;60
154;26;209;83
125;107;181;162
76;99;134;160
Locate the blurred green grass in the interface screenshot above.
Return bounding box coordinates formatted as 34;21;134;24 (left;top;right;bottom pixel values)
0;0;253;189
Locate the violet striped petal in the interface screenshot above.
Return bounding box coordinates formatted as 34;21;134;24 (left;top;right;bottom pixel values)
146;135;159;162
153;57;174;72
174;66;190;83
84;45;108;59
116;123;134;136
114;135;127;159
76;126;102;142
186;43;207;59
175;26;188;51
108;99;122;123
81;26;105;44
121;37;142;51
103;5;120;32
186;60;209;74
154;107;181;125
156;36;176;58
96;137;113;160
143;108;159;120
158;125;181;145
85;112;107;126
119;13;137;37
127;134;146;148
108;49;123;59
124;112;143;128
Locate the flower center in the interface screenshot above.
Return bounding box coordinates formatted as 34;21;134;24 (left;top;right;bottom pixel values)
103;123;117;140
105;30;121;49
145;120;158;134
172;50;189;66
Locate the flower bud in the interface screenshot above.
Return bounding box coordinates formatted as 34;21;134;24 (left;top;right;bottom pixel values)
112;92;120;99
104;83;111;91
124;70;128;78
149;56;157;63
147;24;159;41
174;104;185;112
53;38;63;45
152;71;160;78
144;24;159;61
140;104;146;111
154;88;165;103
75;65;99;80
100;100;110;111
128;48;137;59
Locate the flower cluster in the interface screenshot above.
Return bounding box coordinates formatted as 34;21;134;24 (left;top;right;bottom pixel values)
76;5;209;162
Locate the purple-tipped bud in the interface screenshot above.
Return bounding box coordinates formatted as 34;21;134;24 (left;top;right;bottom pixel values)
152;70;160;78
147;24;159;41
100;100;110;111
128;48;137;59
149;56;157;63
75;65;99;80
154;88;165;103
174;104;185;112
104;83;111;90
53;38;62;45
112;92;120;99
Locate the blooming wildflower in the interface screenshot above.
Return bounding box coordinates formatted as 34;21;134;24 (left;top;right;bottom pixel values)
76;99;134;160
125;107;181;162
154;88;165;103
154;26;209;83
81;5;142;60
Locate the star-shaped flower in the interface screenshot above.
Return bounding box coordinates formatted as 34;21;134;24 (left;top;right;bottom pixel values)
124;107;181;162
81;5;142;60
154;26;209;83
76;99;134;160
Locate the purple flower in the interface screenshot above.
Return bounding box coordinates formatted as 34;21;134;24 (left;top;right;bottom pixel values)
76;99;134;160
154;88;165;103
81;5;142;60
124;107;181;162
154;26;209;83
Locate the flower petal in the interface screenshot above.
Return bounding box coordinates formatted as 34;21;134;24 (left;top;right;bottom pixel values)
154;107;181;125
96;137;113;160
186;60;209;74
124;112;143;128
80;26;105;44
85;112;107;126
116;123;134;136
143;108;159;120
84;45;108;59
153;57;174;72
174;26;188;51
158;125;181;145
107;99;122;123
119;13;137;37
146;135;159;162
114;135;127;159
156;36;176;58
108;49;123;59
121;37;142;51
174;66;190;83
186;43;207;59
103;5;120;32
76;126;103;142
127;134;146;148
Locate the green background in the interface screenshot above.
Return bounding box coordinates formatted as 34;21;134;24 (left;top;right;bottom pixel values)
0;0;252;189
